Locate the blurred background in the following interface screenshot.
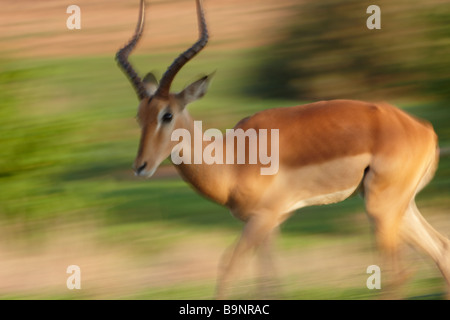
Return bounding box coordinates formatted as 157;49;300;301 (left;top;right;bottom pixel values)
0;0;449;299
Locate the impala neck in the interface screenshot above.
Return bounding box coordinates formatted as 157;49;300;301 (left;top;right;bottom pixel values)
172;114;232;205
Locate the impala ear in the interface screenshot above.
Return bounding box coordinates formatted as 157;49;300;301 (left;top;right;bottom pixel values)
143;72;159;96
177;72;214;107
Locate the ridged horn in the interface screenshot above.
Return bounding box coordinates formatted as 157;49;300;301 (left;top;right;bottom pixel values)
155;0;209;98
116;0;147;101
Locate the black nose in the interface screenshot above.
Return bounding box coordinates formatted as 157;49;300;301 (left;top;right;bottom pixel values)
136;162;147;175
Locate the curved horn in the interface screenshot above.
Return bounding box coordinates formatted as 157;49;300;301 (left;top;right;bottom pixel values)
116;0;147;101
156;0;209;98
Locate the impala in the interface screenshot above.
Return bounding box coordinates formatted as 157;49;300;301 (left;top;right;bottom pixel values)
116;0;450;298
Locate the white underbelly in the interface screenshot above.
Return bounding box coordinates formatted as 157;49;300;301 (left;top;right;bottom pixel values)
285;186;357;213
266;153;370;215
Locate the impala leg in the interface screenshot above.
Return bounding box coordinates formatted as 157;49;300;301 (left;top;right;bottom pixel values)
257;226;282;299
372;210;410;288
367;207;413;300
363;170;413;294
401;201;450;294
399;156;450;294
363;148;450;298
215;214;278;299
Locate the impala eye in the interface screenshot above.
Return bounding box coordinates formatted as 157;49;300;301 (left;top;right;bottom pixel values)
162;112;173;123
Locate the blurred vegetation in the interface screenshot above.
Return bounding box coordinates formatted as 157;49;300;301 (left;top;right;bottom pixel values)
0;49;449;299
247;0;450;101
0;0;449;299
0;62;76;223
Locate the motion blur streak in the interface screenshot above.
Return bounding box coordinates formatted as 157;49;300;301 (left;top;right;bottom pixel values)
0;0;448;299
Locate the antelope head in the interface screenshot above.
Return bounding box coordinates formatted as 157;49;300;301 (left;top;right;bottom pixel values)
116;0;211;177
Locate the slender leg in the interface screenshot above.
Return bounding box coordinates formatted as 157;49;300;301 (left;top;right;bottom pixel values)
257;226;281;299
400;201;450;287
363;169;413;296
215;214;278;299
363;149;450;298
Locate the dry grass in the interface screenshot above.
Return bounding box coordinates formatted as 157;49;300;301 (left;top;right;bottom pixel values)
1;207;448;299
1;0;298;58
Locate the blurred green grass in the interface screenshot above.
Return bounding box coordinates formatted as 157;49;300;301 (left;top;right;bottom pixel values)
0;48;449;299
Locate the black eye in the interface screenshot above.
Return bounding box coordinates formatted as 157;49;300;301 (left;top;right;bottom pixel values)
162;112;173;123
